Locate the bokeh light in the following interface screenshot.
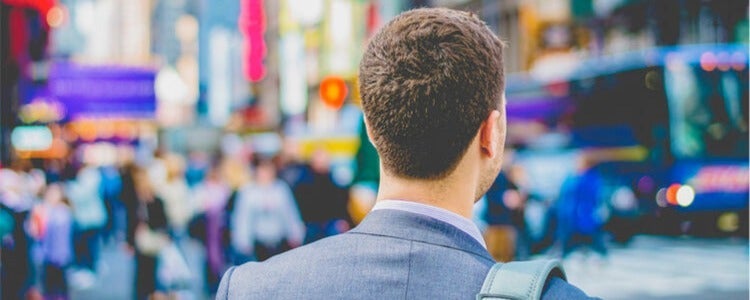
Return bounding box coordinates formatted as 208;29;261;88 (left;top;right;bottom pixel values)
676;185;695;207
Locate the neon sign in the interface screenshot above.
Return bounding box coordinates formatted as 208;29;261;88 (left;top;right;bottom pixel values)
239;0;266;82
688;166;749;193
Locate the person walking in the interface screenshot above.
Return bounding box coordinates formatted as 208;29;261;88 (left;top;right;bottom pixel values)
217;8;595;299
231;158;305;263
66;166;107;287
156;154;194;238
555;156;609;259
482;166;526;262
0;161;42;299
293;149;351;244
32;184;74;300
124;167;170;300
192;166;231;294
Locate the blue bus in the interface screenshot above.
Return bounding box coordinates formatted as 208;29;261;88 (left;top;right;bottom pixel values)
505;44;748;243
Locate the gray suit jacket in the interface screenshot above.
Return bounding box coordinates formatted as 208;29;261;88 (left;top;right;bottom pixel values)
216;209;593;299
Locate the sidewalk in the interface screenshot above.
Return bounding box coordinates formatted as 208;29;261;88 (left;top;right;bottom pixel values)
70;239;209;300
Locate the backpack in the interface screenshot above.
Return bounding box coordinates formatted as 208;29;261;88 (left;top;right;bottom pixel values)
477;259;567;300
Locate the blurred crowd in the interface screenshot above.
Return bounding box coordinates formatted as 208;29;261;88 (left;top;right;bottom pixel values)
0;135;353;299
0;134;623;299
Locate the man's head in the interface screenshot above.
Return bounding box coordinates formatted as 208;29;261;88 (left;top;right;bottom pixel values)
359;8;507;199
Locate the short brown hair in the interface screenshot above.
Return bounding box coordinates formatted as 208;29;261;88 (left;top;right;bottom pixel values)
359;8;506;179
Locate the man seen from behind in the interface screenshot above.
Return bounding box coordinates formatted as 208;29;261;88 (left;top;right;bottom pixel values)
217;7;596;299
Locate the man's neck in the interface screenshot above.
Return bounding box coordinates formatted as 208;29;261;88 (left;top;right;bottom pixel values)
376;171;477;219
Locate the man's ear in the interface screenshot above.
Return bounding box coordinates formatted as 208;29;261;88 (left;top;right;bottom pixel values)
479;110;501;159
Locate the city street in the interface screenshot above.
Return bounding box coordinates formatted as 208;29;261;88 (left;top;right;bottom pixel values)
3;1;747;299
561;235;749;300
70;237;209;300
71;235;749;300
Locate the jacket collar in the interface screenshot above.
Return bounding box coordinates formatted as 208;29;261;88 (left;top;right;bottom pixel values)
349;209;494;263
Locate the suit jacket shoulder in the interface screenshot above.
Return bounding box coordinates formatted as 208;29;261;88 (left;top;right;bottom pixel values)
216;209;596;299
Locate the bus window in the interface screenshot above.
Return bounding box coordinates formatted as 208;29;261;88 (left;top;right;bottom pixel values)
665;62;749;159
570;68;668;153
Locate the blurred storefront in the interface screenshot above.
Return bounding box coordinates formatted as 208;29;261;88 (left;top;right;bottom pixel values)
4;0;746;170
1;0;160;165
1;0;56;165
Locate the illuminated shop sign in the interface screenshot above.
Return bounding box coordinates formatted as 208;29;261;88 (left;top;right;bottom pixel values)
46;63;156;119
239;0;266;82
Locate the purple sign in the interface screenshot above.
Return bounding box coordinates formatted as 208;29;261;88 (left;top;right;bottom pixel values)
505;96;571;122
45;62;157;119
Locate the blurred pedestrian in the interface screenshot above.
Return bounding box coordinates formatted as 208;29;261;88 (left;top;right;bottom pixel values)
125;167;170;300
218;155;252;264
555;155;609;259
482;161;527;262
120;162;139;246
156;154;194;238
277;138;307;191
66;166;107;286
219;156;252;210
231;157;304;263
191;165;231;294
0;161;39;299
185;151;210;187
32;183;74;300
98;163;123;244
293;149;350;244
43;159;66;184
217;8;593;299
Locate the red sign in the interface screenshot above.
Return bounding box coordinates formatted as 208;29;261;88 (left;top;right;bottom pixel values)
319;76;348;109
2;0;55;15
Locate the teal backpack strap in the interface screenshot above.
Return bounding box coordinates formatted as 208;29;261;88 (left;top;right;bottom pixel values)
476;259;567;300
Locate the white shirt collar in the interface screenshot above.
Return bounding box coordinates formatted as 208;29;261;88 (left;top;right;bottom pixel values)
372;200;487;249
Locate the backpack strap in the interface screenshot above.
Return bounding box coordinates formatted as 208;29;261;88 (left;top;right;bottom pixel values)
476;259;567;300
